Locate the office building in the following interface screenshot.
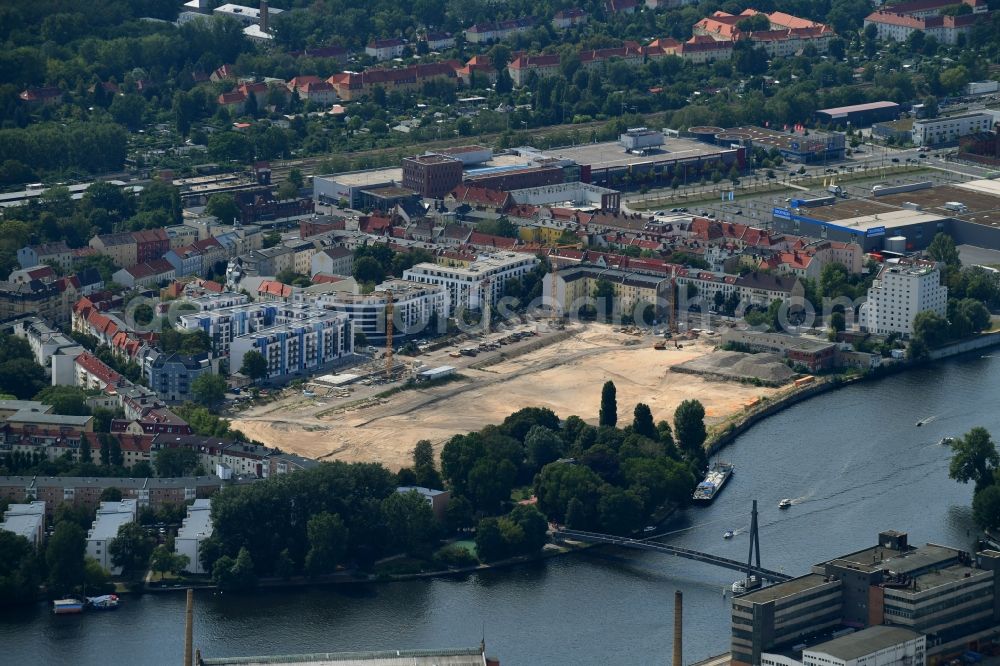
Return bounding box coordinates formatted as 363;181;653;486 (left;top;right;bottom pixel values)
402;154;464;199
731;530;1000;665
175;498;213;574
403;253;538;312
859;261;947;337
911;112;995;147
86;499;138;574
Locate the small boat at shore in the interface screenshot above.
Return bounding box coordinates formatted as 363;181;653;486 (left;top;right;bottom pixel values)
939;437;955;446
778;498;792;509
86;595;119;610
52;599;84;615
731;576;760;594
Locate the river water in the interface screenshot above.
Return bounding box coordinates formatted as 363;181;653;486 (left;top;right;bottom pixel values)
2;353;995;665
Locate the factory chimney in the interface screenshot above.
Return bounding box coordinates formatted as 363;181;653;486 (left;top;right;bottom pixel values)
260;0;270;33
673;590;683;666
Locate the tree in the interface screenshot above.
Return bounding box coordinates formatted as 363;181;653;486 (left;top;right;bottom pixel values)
474;517;507;562
353;256;385;284
205;194;240;224
949;427;999;492
0;531;40;606
507;504;548;555
412;440;442;489
599;381;617;428
633;403;657;440
46;522;86;594
191;373;227;408
34;386;91;416
467;458;517;514
593;280;616;321
674;400;707;461
215;547;257;591
305;512;348;576
913;311;951;349
149;545;190;581
109;522;154;580
525;426;565;473
99;487;123;503
972;484;1000;531
80;435;93;464
240;350;268;384
276;180;300;201
927;233;961;268
154;447;199;478
381;490;438;557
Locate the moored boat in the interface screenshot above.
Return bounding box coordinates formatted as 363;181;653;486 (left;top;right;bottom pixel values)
692;462;734;502
52;599;84;615
86;594;120;610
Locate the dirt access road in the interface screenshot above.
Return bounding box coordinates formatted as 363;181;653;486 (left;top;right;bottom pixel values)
230;323;778;470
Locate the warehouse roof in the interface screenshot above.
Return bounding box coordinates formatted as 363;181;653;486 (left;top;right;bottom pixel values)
806;625;922;661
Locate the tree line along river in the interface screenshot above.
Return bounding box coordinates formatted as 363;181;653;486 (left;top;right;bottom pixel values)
1;352;994;665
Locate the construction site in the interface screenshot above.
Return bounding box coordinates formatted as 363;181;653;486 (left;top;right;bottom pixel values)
229;322;780;470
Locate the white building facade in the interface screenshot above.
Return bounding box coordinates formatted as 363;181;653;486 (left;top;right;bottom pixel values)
859;263;947;337
911;112;994;147
175;498;213;574
318;279;449;343
86;499;138;574
403;253;538;311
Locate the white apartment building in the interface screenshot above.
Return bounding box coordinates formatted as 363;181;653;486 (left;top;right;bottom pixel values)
911;112;994;146
0;501;46;548
801;626;926;666
86;499;138;574
318;279;449;343
859;262;947;337
403;253;539;312
229;311;353;381
175;498;213;574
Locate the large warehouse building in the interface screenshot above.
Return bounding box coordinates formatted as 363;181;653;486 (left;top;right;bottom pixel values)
814;101;902;128
771;179;1000;251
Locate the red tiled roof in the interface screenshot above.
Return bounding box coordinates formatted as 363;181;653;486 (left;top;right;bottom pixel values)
75;352;122;385
258;280;293;298
312;273;349;284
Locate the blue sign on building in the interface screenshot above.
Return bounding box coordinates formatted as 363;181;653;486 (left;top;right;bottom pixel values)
773;207;791;220
865;226;886;237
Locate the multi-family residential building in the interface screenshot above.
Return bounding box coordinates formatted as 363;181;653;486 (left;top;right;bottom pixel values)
0;279;65;326
229;310;353;381
86;499;138;574
112;259;176;289
90;232;138;268
365;38;406;61
911;112;995;147
175;498;213;574
12;316;84;372
544;265;672;321
318;279;449;343
163;246;204;278
421;31;455;50
403;253;539;311
859;261;947;337
17;241;73;271
310;246;354;277
552;8;588;29
286;76;339;106
148;353;212;403
0;501;46;548
0;475;224;516
464;18;535;44
864;0;988;45
327;62;458;101
693;9;835;56
507;55;562;86
133;229;171;264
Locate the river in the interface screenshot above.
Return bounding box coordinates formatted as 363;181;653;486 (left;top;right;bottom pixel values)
2;353;995;665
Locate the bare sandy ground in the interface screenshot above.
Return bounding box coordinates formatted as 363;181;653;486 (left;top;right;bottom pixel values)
231;325;778;470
